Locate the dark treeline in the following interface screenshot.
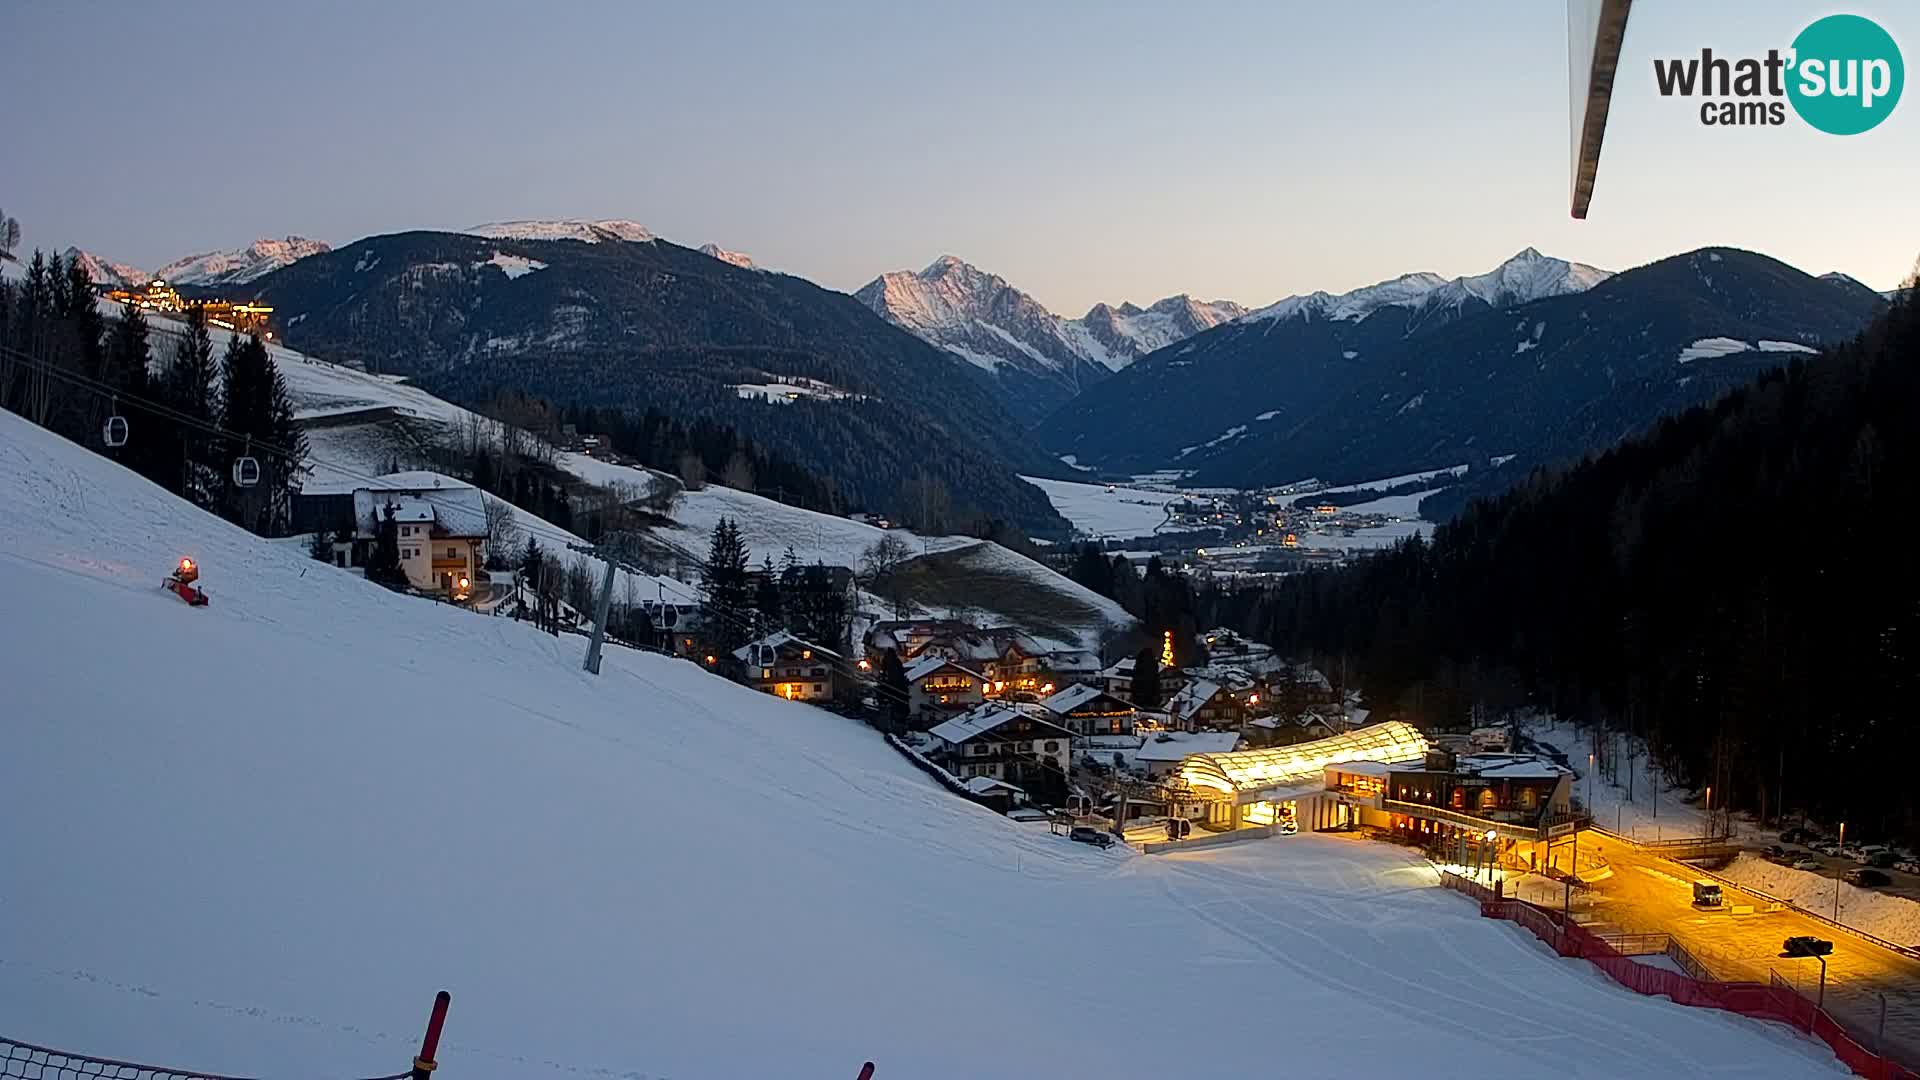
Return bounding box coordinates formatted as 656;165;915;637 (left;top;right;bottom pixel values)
1063;545;1208;668
1;249;305;534
1236;279;1920;839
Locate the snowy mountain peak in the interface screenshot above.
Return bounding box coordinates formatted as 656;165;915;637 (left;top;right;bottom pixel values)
466;219;655;244
698;243;756;270
65;247;149;289
1245;251;1609;325
856;256;1248;413
155;237;331;288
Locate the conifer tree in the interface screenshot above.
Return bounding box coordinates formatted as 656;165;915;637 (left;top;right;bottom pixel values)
700;516;753;654
879;647;910;733
1132;645;1163;711
754;554;784;634
161;307;218;505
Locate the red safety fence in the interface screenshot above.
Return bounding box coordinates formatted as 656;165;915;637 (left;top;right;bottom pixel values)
1455;884;1920;1080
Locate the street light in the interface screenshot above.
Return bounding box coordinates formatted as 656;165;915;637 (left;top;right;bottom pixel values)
1485;828;1499;883
1781;936;1833;1010
1836;821;1847;922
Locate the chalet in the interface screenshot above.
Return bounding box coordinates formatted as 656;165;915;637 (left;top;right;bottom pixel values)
1038;683;1136;739
733;630;841;702
905;655;987;720
1098;656;1188;704
1166;678;1249;732
295;472;491;600
929;704;1073;783
1201;627;1274;665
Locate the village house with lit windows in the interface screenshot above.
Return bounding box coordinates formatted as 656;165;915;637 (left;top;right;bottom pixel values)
862;620;1102;701
1036;683;1136;738
927;704;1074;789
905;655;986;721
293;473;488;601
734;630;841;702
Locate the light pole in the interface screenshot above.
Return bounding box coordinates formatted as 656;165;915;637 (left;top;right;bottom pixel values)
1588;752;1595;810
1835;821;1847;922
1485;829;1499;884
1705;785;1712;838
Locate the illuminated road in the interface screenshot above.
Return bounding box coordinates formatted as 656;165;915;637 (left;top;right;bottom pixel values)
1566;831;1920;1066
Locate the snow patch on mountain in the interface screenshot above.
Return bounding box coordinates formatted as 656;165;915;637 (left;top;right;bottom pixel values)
1676;337;1752;363
467;219;655;244
155;237;331;288
698;243;756;270
478;252;547;279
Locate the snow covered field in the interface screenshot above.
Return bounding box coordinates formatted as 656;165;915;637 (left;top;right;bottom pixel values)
0;412;1845;1078
1717;854;1920;948
1020;475;1206;539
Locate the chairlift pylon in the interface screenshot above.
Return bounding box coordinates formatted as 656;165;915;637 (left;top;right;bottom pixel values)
232;438;261;488
102;398;128;448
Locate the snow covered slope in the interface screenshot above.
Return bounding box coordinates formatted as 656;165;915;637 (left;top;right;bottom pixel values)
466;219;655;243
0;412;1847;1077
156;237;331;287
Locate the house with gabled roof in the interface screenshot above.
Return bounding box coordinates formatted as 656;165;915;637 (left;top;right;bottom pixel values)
904;654;987;721
928;704;1073;784
733;630;842;703
1038;683;1136;739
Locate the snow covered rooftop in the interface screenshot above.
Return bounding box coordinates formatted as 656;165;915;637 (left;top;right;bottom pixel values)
903;653;982;682
961;775;1024;796
1039;683;1116;714
1135;730;1242;762
927;705;1067;746
349;476;488;539
733;630;840;665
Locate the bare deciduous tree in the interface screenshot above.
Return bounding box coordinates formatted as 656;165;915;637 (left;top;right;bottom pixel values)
858;533;914;589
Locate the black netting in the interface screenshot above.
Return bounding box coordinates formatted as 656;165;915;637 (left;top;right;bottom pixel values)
1;1036;410;1080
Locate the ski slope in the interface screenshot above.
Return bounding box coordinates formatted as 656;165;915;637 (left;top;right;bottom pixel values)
0;412;1847;1078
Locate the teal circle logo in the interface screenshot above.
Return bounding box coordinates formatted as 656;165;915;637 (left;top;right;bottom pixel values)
1787;14;1903;135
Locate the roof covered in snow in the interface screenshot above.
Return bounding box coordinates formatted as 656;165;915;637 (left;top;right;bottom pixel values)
904;654;983;682
1039;683;1127;714
350;476;489;539
733;630;840;665
928;705;1069;746
1135;730;1242;762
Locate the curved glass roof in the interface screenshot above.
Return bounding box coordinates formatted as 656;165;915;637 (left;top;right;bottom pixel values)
1177;721;1429;795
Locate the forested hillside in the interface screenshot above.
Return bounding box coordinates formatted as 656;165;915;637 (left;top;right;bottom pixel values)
247;232;1067;534
1237;274;1919;837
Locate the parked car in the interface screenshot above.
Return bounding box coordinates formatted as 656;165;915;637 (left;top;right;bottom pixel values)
1845;868;1891;888
1762;844;1786;858
1897;860;1920;875
1068;825;1116;849
1793;859;1823;871
1867;851;1898;869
